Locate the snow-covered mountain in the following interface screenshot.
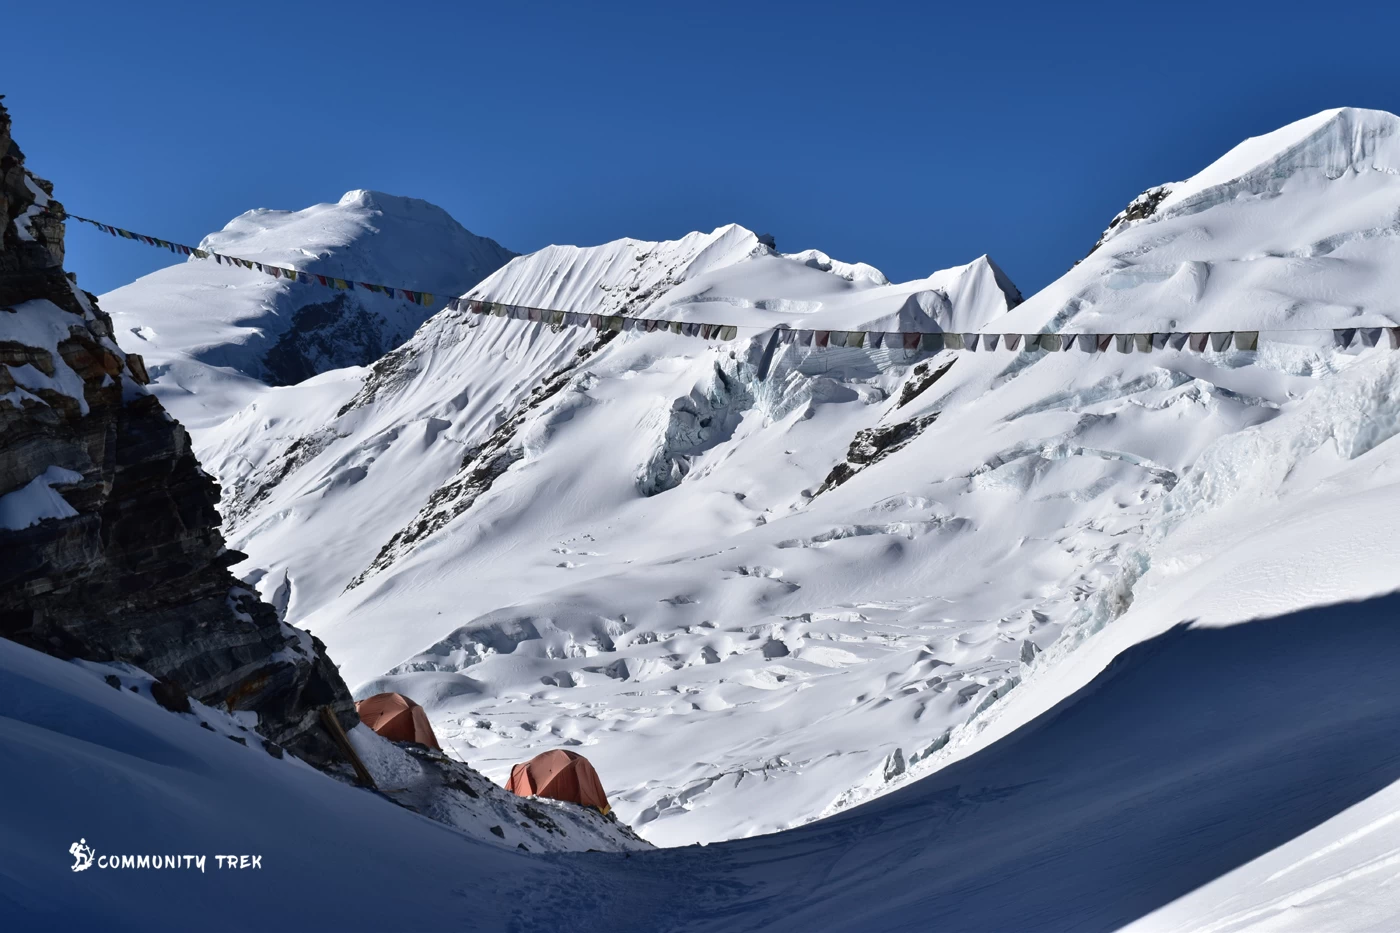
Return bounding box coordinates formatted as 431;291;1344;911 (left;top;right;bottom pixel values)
106;107;1400;867
100;190;515;429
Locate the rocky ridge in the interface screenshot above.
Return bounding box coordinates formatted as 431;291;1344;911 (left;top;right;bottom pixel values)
0;97;358;765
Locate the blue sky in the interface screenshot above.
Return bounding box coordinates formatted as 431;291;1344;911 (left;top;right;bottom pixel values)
6;0;1400;297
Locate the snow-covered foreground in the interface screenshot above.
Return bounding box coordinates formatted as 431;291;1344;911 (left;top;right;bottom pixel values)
6;588;1398;932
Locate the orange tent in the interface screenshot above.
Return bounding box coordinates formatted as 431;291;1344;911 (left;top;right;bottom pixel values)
355;692;441;750
506;750;610;814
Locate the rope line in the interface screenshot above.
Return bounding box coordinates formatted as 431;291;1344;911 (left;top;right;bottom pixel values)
53;208;1400;354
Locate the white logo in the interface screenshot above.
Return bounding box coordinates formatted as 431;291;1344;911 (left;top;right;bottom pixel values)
69;839;95;872
65;841;260;873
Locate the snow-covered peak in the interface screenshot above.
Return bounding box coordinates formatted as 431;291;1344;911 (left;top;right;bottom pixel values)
467;223;765;316
1096;107;1400;253
201;188;514;298
1006;107;1400;337
782;249;890;285
1158;107;1400;216
102;192;517;423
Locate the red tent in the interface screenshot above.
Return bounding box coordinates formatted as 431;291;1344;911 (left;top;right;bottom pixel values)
355;692;440;750
506;750;610;814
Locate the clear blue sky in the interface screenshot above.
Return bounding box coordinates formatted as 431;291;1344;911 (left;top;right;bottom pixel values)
5;0;1399;298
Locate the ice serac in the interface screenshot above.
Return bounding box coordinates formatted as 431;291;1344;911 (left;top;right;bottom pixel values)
99;186;516;426
0;98;357;766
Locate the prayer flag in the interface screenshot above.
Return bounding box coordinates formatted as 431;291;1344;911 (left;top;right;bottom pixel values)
720;325;738;340
962;333;979;351
1004;333;1022;351
944;333;963;350
814;331;830;348
1169;333;1189;350
984;333;1001;350
902;332;920;350
1134;334;1152;353
830;331;848;348
867;332;885;349
1234;331;1259;351
1334;328;1356;349
1209;332;1232;352
1116;334;1133;353
921;332;944;352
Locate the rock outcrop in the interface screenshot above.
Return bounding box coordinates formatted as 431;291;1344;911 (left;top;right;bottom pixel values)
0;96;357;766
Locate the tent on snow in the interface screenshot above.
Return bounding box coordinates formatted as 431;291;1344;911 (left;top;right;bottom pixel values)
355;692;440;749
506;749;610;814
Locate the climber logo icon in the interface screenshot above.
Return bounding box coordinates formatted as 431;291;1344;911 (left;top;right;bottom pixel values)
69;839;95;872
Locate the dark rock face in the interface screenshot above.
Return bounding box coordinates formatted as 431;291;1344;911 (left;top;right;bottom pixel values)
1081;184;1173;261
818;411;941;495
260;292;391;386
0;97;357;766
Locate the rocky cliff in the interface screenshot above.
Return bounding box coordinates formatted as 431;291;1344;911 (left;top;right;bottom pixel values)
0;96;357;766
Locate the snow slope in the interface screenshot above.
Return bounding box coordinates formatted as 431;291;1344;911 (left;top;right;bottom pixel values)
108;107;1400;856
0;634;647;933
100;190;515;429
7;585;1397;932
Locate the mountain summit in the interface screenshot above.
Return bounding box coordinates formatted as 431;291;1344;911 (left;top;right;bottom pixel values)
100;190;515;426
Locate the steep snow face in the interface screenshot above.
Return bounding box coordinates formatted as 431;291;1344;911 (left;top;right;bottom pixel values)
99;190;515;427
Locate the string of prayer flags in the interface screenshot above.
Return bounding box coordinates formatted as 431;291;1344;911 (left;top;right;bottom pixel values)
51;208;1400;356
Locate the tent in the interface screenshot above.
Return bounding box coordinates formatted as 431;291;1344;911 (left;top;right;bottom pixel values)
354;692;440;750
506;750;610;814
